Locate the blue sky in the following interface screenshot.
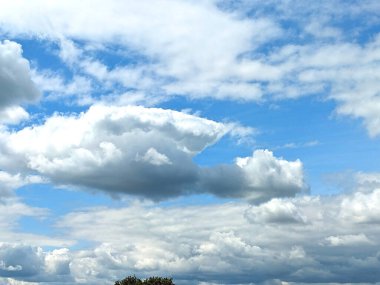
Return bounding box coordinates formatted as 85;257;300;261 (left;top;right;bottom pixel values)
0;0;380;284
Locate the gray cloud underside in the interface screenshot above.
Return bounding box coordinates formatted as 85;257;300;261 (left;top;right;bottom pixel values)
0;40;39;124
0;40;39;109
1;185;380;284
0;105;305;202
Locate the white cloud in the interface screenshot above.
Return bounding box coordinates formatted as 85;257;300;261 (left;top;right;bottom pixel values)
0;104;224;199
1;0;379;138
0;180;380;284
135;148;172;166
200;150;306;203
236;150;305;198
1;0;379;140
0;107;29;125
50;185;380;284
0;40;40;111
44;248;71;276
0;105;303;202
0;0;282;102
31;70;92;104
266;37;380;136
0;171;43;199
340;189;380;224
245;198;306;224
324;234;373;247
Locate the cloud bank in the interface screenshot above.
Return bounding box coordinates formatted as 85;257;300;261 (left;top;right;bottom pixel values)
2;183;380;284
0;105;306;202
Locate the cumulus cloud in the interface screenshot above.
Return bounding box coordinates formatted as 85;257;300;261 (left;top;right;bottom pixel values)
0;105;304;202
0;244;72;283
0;40;39;112
0;244;44;278
340;189;380;224
49;186;380;284
0;105;224;199
1;182;380;284
202;150;307;203
0;107;29;125
245;198;306;224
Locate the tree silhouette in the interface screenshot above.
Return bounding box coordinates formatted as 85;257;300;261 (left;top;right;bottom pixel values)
115;275;174;285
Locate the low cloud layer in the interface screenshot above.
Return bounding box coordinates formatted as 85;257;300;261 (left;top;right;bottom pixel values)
1;182;380;284
53;186;380;284
0;105;305;202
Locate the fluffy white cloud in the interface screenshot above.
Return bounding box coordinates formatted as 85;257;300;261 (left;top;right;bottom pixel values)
1;181;380;284
245;198;306;224
201;150;306;203
235;150;305;200
1;0;379;138
0;105;303;202
0;104;224;199
49;186;380;284
0;107;29;125
340;189;380;224
0;0;282;103
0;40;39;112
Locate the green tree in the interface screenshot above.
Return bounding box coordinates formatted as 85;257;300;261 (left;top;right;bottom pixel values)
114;275;174;285
114;275;143;285
144;276;174;285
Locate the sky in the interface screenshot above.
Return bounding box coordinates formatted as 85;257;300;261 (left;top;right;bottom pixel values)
0;0;380;284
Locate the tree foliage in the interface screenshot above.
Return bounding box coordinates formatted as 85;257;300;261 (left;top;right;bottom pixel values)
115;275;174;285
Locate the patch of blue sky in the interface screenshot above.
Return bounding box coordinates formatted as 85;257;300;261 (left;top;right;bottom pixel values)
85;42;155;68
43;240;97;253
16;183;131;247
17;216;56;238
17;183;122;216
16;38;67;72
